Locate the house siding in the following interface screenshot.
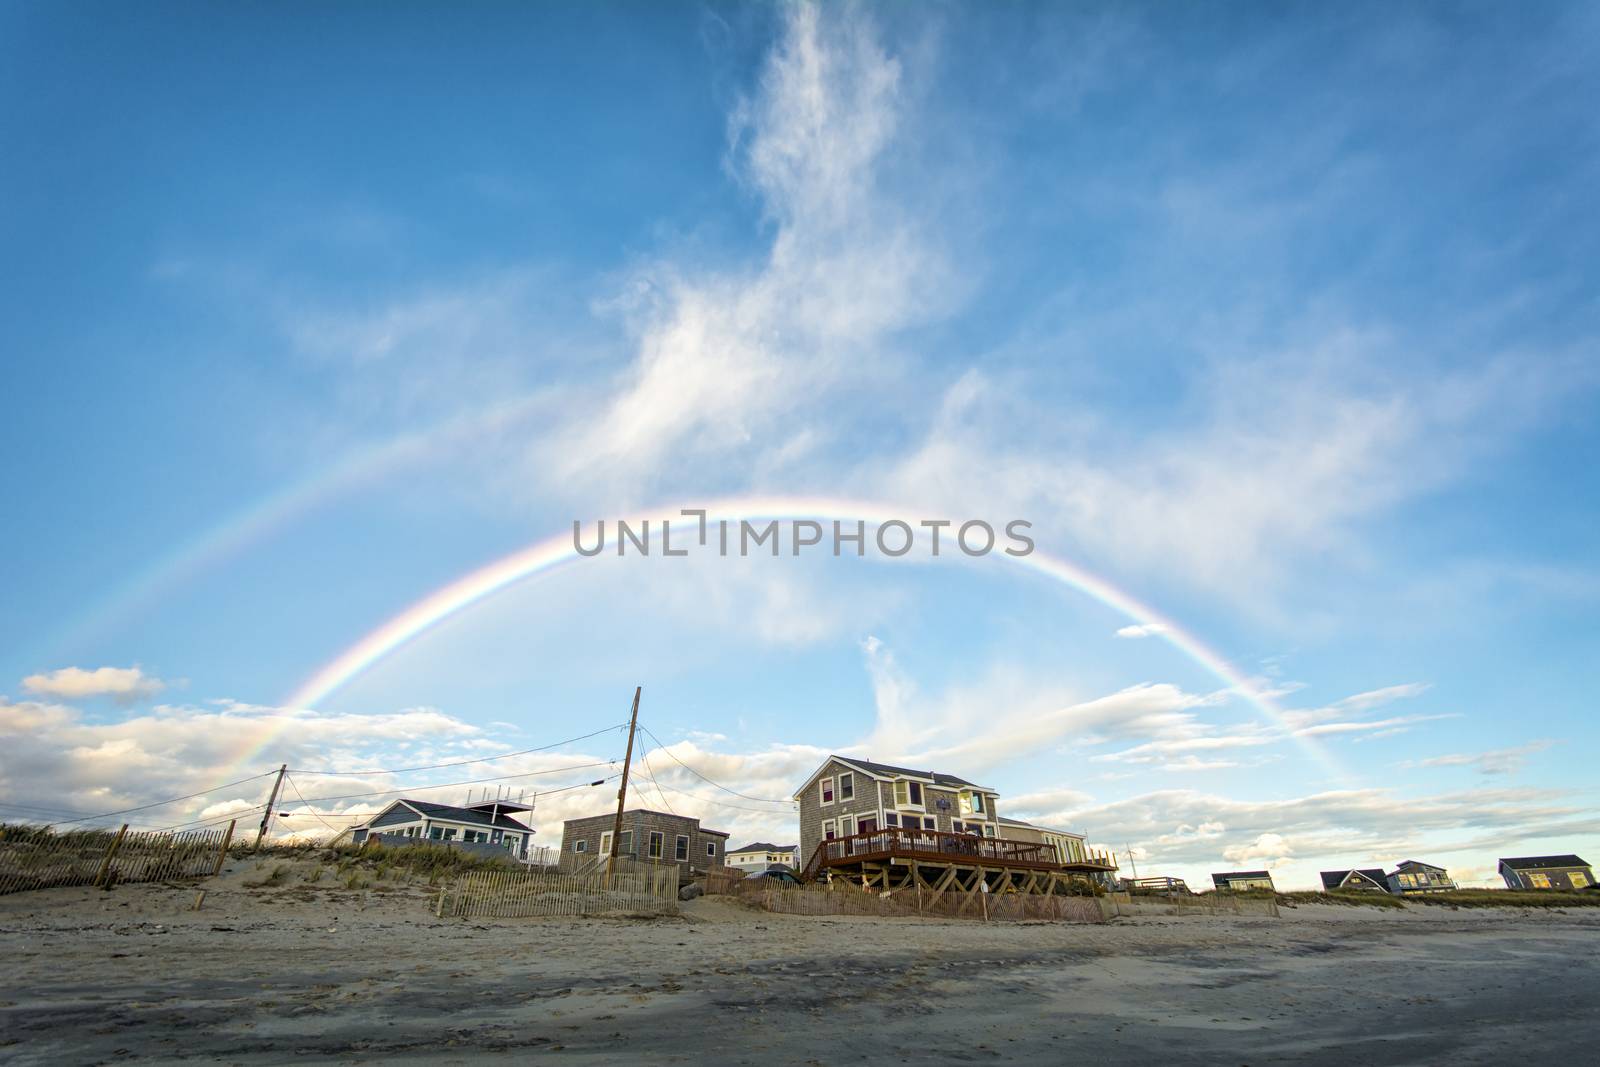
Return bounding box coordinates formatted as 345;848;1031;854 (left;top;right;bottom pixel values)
1500;864;1594;890
796;758;1004;868
559;810;726;881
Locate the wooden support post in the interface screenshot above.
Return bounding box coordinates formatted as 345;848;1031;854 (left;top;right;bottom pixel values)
93;824;130;889
210;819;236;876
191;889;206;911
605;687;642;884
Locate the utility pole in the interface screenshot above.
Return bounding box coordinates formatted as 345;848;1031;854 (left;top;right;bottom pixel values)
1125;843;1139;880
605;686;641;882
253;764;287;850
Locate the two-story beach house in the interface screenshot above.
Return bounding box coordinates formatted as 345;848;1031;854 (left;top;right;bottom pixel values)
558;808;728;883
726;842;799;872
792;755;1115;893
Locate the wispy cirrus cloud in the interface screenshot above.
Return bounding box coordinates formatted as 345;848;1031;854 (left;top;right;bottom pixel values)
1404;739;1559;776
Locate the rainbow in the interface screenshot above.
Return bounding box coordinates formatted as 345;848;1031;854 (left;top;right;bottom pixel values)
273;495;1342;777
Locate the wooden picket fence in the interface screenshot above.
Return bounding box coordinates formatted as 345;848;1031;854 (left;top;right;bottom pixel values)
0;821;234;896
436;859;679;919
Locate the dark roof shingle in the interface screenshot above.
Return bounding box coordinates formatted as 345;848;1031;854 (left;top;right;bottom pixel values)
1500;854;1590;870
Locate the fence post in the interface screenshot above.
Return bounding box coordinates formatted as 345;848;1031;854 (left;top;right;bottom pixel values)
210;820;237;876
93;824;130;889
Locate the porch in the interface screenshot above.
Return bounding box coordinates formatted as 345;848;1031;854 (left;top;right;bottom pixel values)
801;827;1116;886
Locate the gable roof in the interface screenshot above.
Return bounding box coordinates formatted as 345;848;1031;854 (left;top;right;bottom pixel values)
1212;871;1273;886
1392;859;1447;873
1499;854;1590;870
728;842;797;854
1319;868;1387;891
792;755;994;798
363;799;533;833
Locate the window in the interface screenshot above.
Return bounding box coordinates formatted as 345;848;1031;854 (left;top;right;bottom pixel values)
706;841;717;857
972;793;985;814
982;825;995;837
1571;871;1590;889
574;839;588;853
648;831;664;859
884;813;899;827
675;835;689;861
893;781;908;806
839;773;854;801
823;819;836;841
618;830;633;855
442;828;457;841
909;781;922;805
1530;872;1551;888
599;831;612;855
923;817;937;830
821;777;834;804
429;827;442;840
952;820;965;834
840;814;855;837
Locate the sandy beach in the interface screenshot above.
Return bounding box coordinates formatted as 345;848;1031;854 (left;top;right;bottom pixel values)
1;857;1596;1065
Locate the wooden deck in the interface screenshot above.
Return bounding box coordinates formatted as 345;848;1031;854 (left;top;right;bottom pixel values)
802;828;1117;887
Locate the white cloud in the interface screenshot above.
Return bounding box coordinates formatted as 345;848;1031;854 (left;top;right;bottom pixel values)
1115;622;1170;639
21;666;166;703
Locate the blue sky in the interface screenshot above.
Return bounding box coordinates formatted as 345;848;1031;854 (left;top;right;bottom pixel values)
2;2;1597;888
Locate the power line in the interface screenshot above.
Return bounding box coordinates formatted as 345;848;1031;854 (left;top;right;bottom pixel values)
637;748;676;815
285;723;628;776
637;725;792;804
647;779;799;815
49;769;280;827
288;764;620;805
282;775;351;837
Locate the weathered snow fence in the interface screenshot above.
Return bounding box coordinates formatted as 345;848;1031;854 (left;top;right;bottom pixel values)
0;821;235;895
437;860;679;919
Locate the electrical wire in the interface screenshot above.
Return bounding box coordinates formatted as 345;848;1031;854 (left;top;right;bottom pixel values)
637;748;676;815
282;774;352;837
287;762;619;805
48;769;280;827
285;723;628;776
647;779;799;814
637;725;793;804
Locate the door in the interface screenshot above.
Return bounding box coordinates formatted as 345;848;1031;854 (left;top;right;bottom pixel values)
855;816;878;854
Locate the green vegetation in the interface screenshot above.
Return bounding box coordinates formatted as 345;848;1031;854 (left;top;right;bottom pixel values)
1277;890;1406;909
244;864;292;888
238;839;521;881
1409;889;1599;908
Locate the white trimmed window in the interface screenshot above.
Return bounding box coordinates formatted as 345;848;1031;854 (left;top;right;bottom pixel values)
648;831;664;859
822;819;836;841
574;839;588;853
840;814;856;837
706;841;717;857
599;831;612;854
885;813;899;827
820;777;835;804
619;830;633;855
675;835;689;861
839;773;854;801
923;816;936;830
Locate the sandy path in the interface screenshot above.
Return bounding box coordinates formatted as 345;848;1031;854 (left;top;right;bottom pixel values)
2;864;1596;1065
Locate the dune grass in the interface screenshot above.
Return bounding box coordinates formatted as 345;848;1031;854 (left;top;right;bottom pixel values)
1407;889;1599;908
1277;889;1407;909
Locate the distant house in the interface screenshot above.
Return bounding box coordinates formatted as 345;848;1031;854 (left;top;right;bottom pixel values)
1212;870;1275;892
350;798;535;860
1498;855;1594;891
1319;868;1390;893
1386;860;1456;894
726;842;799;872
559;808;728;882
1125;876;1191;894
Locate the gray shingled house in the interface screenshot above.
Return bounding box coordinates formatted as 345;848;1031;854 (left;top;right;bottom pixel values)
1386;860;1456;894
559;808;728;883
1498;854;1594;890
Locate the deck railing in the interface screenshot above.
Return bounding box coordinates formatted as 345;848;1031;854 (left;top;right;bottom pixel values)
810;827;1057;871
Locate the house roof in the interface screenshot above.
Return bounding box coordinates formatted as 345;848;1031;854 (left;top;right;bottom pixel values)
370;799;533;833
1212;871;1273;885
1392;859;1447;873
728;842;797;854
792;755;994;798
1319;868;1387;890
1499;854;1591;870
